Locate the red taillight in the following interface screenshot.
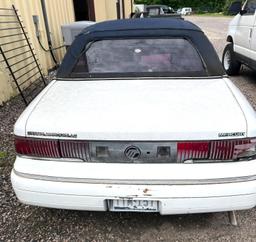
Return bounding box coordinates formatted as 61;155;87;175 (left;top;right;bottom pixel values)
15;137;60;158
15;136;256;162
209;139;251;160
15;137;89;161
233;139;256;159
177;139;255;162
177;142;209;162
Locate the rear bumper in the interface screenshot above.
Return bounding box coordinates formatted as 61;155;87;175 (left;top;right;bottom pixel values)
11;169;256;214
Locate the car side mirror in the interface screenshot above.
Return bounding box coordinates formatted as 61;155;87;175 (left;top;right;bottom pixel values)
228;1;242;15
239;9;247;15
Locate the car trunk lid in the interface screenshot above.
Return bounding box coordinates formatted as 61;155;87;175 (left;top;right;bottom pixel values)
25;78;247;141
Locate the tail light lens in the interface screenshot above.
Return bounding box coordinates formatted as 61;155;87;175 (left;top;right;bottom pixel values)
15;136;89;161
15;137;60;158
177;142;209;162
233;139;256;159
59;140;89;161
15;136;256;163
177;138;256;162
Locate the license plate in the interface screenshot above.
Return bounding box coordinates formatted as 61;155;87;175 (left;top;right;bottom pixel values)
108;199;159;212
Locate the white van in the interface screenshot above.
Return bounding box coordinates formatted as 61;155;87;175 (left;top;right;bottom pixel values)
181;8;192;15
222;0;256;75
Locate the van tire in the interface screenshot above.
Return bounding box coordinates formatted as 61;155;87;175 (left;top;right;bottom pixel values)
222;43;241;76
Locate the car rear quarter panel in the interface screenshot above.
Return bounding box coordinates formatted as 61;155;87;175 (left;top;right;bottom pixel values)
224;77;256;137
14;81;57;137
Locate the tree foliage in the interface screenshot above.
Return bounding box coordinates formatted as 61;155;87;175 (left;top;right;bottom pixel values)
134;0;232;12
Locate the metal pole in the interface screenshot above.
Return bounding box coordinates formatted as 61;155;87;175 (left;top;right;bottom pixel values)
12;5;46;86
122;0;125;19
39;0;58;65
228;211;238;226
0;46;27;105
131;0;133;16
116;0;121;19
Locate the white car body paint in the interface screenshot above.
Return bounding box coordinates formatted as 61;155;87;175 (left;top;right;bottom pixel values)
251;10;256;60
11;75;256;214
227;0;256;62
15;78;249;141
11;156;256;213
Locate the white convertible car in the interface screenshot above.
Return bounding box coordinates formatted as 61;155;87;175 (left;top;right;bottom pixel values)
11;18;256;215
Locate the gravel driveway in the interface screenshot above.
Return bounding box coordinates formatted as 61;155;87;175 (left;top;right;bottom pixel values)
1;16;256;242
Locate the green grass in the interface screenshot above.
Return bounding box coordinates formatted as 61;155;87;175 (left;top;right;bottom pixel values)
0;151;7;159
0;151;9;167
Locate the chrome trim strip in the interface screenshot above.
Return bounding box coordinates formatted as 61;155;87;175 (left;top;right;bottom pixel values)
56;76;225;81
17;154;253;164
18;155;84;162
13;169;256;185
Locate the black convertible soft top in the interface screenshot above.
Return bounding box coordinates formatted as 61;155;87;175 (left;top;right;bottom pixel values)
57;18;225;78
81;18;202;34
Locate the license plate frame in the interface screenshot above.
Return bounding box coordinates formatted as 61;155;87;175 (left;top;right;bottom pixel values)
108;199;159;212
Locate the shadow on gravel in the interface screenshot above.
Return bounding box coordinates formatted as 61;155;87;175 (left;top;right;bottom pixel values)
3;205;253;241
239;68;256;80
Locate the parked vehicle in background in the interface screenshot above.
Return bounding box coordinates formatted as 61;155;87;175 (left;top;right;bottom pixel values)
146;5;175;16
132;11;182;19
177;8;182;14
132;5;181;19
11;18;256;215
222;0;256;75
181;8;192;15
131;11;149;18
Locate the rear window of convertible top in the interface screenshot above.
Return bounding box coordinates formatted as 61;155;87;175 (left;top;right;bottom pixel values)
71;38;207;78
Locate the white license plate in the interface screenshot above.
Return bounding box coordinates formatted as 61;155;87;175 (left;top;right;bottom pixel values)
108;199;159;212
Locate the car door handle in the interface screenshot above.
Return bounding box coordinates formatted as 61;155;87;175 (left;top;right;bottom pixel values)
249;28;253;39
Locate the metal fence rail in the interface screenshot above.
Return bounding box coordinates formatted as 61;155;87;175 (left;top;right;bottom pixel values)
0;5;46;105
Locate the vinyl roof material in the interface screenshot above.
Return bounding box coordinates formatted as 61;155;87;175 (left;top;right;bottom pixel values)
57;18;224;78
81;18;202;34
